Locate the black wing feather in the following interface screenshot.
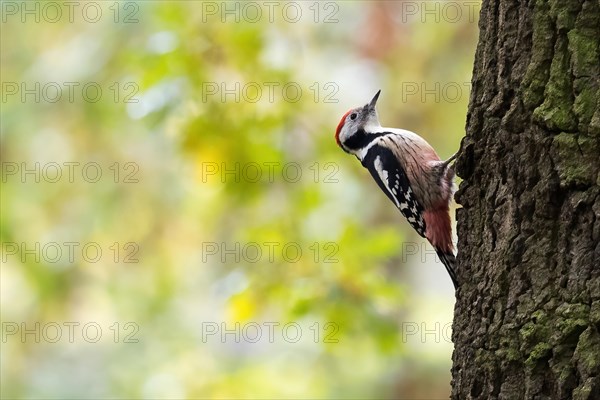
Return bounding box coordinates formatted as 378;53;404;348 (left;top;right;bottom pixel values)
361;144;426;237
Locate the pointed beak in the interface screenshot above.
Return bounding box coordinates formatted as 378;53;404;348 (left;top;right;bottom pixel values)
368;90;381;110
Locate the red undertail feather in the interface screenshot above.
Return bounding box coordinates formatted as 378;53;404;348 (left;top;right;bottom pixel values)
423;208;453;254
335;110;351;147
424;207;457;288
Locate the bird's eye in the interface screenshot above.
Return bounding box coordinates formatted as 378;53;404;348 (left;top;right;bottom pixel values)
350;113;357;120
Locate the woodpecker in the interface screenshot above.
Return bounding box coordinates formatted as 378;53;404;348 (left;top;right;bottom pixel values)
335;90;458;288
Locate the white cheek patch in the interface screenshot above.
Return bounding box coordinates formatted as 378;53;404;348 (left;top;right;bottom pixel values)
340;124;352;146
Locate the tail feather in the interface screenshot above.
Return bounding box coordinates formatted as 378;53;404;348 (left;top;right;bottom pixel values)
435;248;458;289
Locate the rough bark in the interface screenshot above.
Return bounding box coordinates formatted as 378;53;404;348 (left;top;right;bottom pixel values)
452;0;600;398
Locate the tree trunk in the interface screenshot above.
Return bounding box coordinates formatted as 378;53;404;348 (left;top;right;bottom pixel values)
451;0;600;398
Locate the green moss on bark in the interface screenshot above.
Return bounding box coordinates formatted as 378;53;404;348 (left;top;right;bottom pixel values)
551;133;600;188
525;342;552;366
568;1;600;134
533;35;577;131
522;0;553;110
573;327;600;375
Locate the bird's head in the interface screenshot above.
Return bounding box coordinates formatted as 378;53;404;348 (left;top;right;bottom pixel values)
335;90;382;153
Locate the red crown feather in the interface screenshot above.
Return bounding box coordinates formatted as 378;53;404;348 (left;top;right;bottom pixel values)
335;110;352;147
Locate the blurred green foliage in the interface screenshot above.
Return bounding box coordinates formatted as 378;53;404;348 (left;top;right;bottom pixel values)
1;1;477;398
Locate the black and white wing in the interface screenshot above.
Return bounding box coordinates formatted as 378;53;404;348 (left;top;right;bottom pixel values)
361;144;426;237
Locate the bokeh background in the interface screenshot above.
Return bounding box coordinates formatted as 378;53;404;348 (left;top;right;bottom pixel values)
1;1;478;398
